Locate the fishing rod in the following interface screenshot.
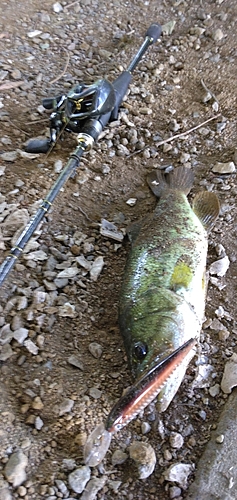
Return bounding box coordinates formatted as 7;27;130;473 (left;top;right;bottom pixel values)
0;23;162;286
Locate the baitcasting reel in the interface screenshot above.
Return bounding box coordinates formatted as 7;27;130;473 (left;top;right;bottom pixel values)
26;78;117;153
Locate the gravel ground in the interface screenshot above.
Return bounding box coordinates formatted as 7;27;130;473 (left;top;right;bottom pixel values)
0;0;237;499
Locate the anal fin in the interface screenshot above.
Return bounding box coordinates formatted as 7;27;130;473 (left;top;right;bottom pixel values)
192;191;220;232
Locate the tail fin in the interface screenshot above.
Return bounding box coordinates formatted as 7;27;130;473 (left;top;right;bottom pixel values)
147;166;194;198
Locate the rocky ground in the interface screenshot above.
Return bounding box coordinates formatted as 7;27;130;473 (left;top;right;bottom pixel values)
0;0;237;499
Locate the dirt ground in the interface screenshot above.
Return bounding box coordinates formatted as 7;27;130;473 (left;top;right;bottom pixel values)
0;0;237;499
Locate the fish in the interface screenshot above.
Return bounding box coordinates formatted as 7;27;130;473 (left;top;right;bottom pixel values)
83;167;219;467
118;166;219;413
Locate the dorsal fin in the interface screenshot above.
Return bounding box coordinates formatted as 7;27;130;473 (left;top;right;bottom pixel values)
147;166;194;198
192;191;220;232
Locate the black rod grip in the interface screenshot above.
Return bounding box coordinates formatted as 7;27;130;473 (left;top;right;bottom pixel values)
145;23;162;43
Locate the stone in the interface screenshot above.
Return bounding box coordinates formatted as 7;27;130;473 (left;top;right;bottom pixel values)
57;398;74;416
13;327;29;344
80;477;107;500
68;355;84;370
129;441;156;479
209;256;230;277
0;343;14;361
23;339;39;355
68;466;91;494
88;342;103;359
4;450;28;487
212;161;236;174
1;151;18;162
90;256;104;281
57;267;79;279
164;463;193;489
58;302;76;318
111;449;128;465
221;353;237;394
169;432;184;449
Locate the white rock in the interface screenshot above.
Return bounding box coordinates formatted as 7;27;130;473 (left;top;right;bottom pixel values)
2;209;29;233
0;324;13;345
23;250;48;261
192;364;214;389
4;450;28;487
35;416;44;430
126;198;137;206
27;30;42;38
80;477;107;500
169;432;184;449
23;339;39;355
129;441;156;479
90;256;104;281
54;159;63;173
13;328;29;344
0;343;14;361
76;255;92;271
53;2;63;12
164;463;193;488
57;267;79;279
212;161;235;174
68;466;90;494
221;353;237;394
100;219;124;242
209;383;220;397
209;256;230;277
58;302;76;318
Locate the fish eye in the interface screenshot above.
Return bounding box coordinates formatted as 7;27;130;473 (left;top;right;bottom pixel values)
133;341;148;361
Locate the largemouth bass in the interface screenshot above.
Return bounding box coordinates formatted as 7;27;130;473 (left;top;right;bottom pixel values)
83;167;219;465
119;166;219;412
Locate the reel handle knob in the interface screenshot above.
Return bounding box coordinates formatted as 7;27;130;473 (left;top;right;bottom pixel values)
25;138;51;154
145;23;162;43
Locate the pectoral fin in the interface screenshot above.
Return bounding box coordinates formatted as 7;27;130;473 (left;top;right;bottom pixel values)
192;191;220;232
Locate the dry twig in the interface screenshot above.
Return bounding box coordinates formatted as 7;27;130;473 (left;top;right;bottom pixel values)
128;113;221;157
49;49;70;85
64;0;80;9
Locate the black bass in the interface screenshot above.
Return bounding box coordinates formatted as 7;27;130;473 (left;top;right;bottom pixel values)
83;167;219;466
119;166;219;412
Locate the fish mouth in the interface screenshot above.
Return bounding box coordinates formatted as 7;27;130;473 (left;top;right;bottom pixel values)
105;338;197;434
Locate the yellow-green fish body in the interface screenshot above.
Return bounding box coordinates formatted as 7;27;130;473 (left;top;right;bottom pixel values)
119;167;219;411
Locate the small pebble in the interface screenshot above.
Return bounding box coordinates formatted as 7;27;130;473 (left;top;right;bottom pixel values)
57;398;74;416
129;441;156;479
111;449;128;465
88;342;103;359
216;434;224;444
141;422;151;435
53;2;63;12
35;416;44;430
169;432;184;449
163;463;193;488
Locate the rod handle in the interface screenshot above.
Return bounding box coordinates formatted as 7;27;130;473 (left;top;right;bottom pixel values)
145;23;162;43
